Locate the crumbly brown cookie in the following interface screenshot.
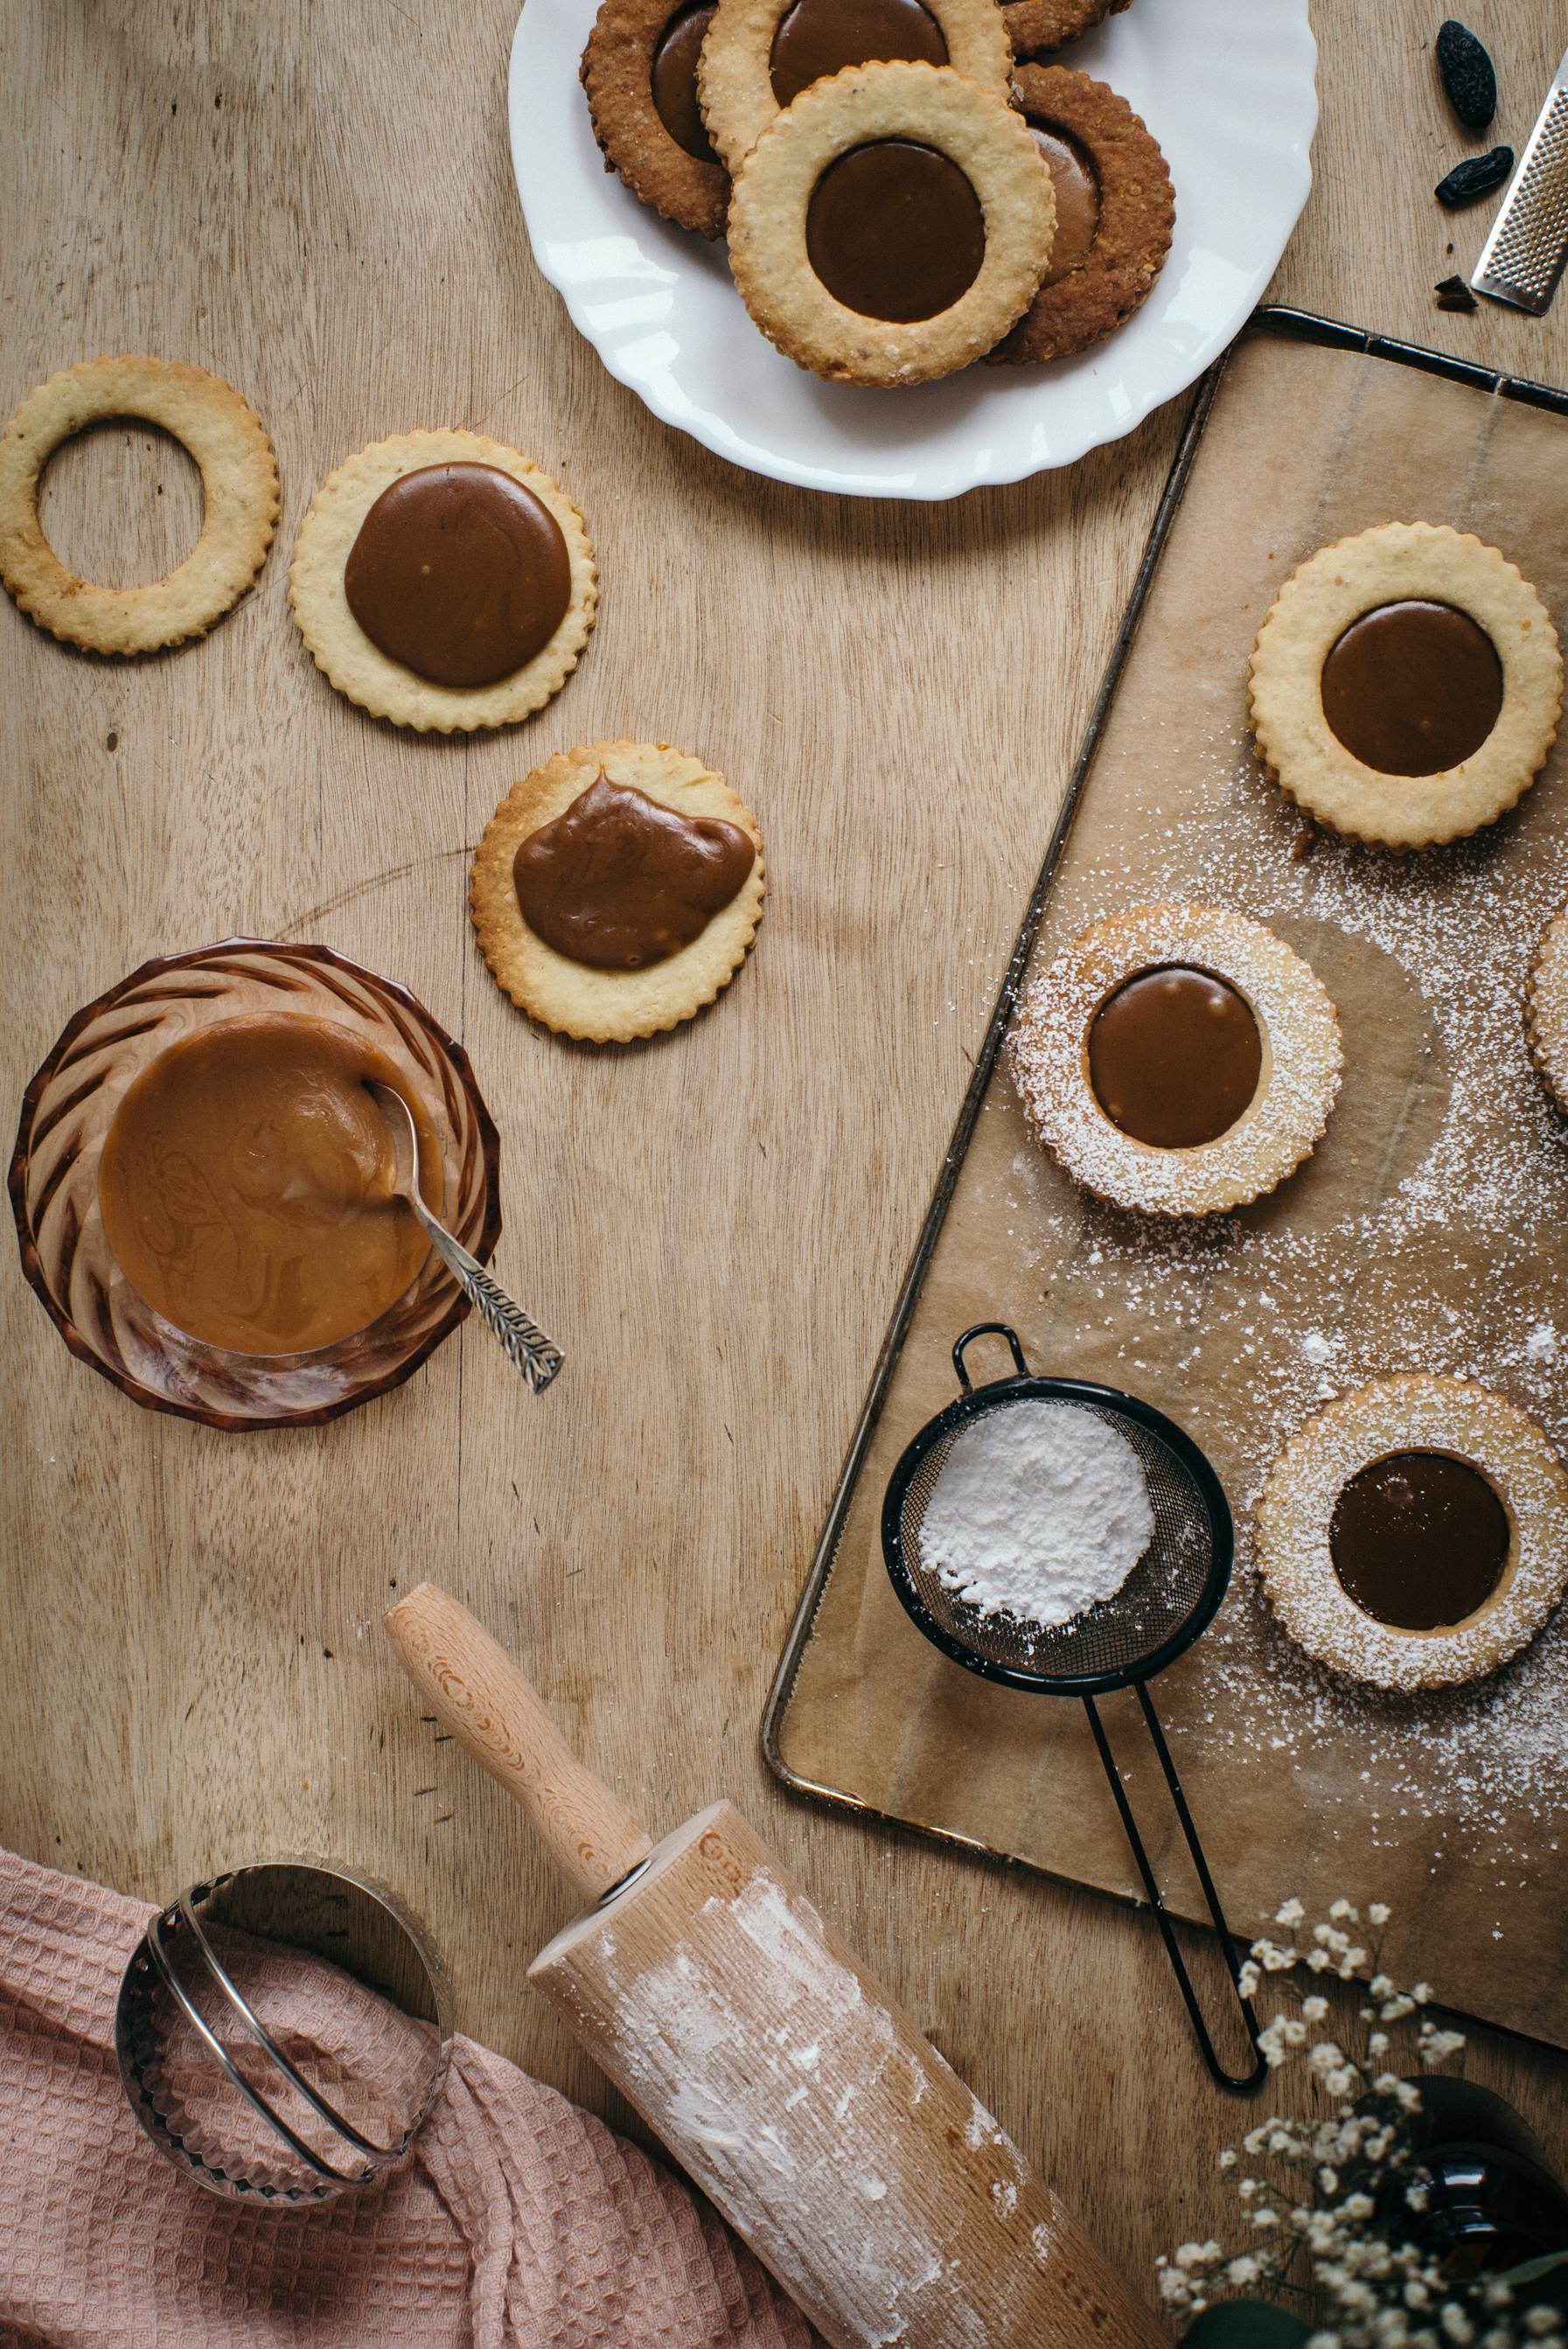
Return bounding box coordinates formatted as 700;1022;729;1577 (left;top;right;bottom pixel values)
1525;902;1568;1113
470;740;765;1042
987;67;1172;364
727;61;1053;387
698;0;1012;174
289;430;597;734
1248;523;1561;850
0;356;279;655
582;0;730;239
1008;903;1342;1216
1256;1375;1568;1691
1002;0;1130;60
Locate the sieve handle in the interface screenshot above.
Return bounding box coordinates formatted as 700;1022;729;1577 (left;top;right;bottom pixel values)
951;1322;1029;1391
387;1583;653;1906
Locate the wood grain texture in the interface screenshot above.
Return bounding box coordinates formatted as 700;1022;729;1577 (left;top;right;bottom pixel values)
2;0;1565;2322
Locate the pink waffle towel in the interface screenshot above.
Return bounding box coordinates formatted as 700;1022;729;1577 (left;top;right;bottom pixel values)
0;1847;816;2348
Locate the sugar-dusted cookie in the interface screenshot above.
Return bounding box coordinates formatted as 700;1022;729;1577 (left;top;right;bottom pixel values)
727;61;1053;387
1008;903;1342;1216
1256;1375;1568;1691
582;0;731;238
470;740;765;1042
0;356;278;655
1525;901;1568;1114
697;0;1011;174
289;429;597;734
1001;0;1130;62
1248;522;1561;851
987;67;1172;364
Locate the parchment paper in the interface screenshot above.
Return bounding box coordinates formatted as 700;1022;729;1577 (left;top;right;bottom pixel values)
774;330;1568;2050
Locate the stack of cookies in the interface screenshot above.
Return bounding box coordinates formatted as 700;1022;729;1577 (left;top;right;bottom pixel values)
580;0;1173;386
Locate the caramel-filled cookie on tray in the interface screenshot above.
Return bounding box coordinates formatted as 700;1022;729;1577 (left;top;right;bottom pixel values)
470;740;765;1042
987;66;1172;364
1248;521;1561;850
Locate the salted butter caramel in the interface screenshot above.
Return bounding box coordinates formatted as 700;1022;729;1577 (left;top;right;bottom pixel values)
99;1014;441;1356
1026;120;1098;287
1088;965;1263;1150
512;769;756;970
343;462;572;691
652;0;722;163
769;0;947;108
1320;599;1503;777
1329;1449;1509;1631
805;138;986;323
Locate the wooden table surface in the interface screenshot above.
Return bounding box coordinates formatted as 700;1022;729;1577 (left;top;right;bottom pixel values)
4;0;1566;2315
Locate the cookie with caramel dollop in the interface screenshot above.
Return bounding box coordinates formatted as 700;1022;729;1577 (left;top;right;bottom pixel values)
470;741;765;1041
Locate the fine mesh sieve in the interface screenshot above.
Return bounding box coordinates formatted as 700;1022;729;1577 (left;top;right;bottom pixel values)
115;1856;453;2201
882;1324;1264;2093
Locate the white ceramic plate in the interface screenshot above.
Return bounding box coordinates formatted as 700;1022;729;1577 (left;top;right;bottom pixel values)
508;0;1317;499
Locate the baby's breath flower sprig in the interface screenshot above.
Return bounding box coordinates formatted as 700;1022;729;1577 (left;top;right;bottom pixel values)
1158;1899;1567;2349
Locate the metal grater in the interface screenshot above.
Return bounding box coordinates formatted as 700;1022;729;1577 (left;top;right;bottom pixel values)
1473;45;1568;314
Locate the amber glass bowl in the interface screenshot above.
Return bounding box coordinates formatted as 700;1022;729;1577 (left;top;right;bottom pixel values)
9;940;502;1430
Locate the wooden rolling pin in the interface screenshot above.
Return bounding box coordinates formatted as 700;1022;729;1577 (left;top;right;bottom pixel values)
386;1581;1163;2349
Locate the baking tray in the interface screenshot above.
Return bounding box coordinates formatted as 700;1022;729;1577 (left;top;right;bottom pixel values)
762;310;1568;2052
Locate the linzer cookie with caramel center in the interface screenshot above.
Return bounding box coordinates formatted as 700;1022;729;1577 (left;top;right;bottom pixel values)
470;741;765;1042
727;60;1054;387
986;66;1173;366
289;429;597;732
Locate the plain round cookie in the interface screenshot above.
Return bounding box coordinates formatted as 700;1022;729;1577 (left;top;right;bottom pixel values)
1524;901;1568;1114
1008;903;1342;1216
1256;1375;1568;1691
0;355;279;655
697;0;1011;173
987;67;1173;364
470;741;765;1042
1248;522;1562;850
1002;0;1130;61
727;61;1054;387
582;0;730;238
289;429;597;734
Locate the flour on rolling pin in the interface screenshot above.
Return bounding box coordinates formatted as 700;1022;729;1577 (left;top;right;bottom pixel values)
530;1800;1151;2349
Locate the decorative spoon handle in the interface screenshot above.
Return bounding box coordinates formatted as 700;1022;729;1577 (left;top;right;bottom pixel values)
409;1201;563;1394
365;1079;563;1395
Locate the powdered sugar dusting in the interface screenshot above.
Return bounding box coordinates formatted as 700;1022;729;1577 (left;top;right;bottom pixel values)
922;1402;1153;1627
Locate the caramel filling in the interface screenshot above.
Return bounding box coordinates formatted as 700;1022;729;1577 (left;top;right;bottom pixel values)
1329;1450;1509;1631
769;0;947;109
513;770;756;970
1027;121;1098;287
1320;600;1503;777
805;139;985;323
99;1014;443;1356
1088;965;1263;1149
344;463;572;691
652;0;721;164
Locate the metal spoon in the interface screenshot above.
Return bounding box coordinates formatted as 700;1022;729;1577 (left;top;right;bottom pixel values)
365;1079;563;1394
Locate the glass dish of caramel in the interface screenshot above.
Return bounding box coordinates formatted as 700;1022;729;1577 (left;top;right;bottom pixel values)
10;940;501;1429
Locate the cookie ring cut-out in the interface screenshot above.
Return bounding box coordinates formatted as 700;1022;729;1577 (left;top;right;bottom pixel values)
582;0;729;239
1255;1375;1568;1692
469;739;765;1042
288;429;597;734
1001;0;1130;62
1525;901;1568;1112
1248;522;1562;851
988;66;1173;365
1008;903;1342;1216
0;356;280;655
698;0;1011;173
726;62;1054;388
